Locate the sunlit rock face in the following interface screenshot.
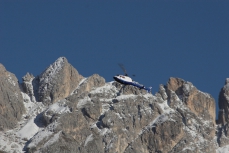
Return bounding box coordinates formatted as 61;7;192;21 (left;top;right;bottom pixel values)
37;57;84;105
167;77;216;124
0;64;25;130
161;77;216;153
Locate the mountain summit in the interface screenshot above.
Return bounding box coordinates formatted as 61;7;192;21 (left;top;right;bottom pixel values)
0;57;228;153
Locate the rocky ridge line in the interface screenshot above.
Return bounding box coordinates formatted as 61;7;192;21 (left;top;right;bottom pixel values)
0;57;228;153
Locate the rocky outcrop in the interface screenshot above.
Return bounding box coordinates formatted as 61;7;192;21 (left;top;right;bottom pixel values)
167;77;216;124
216;78;229;147
72;74;106;96
126;115;184;153
163;78;216;152
21;72;36;102
24;76;217;153
0;64;25;130
218;78;229;125
37;57;84;105
27;83;165;153
0;57;225;153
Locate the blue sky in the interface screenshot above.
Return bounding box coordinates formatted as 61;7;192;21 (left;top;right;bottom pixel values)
1;1;229;118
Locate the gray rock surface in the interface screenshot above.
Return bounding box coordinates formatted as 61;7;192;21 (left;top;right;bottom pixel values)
21;72;36;102
0;64;25;131
166;77;215;124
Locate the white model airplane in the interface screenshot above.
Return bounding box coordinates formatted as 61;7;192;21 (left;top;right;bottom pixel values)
113;64;152;93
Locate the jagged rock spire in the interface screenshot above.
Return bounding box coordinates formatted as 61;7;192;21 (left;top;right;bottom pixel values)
37;57;84;105
166;77;216;124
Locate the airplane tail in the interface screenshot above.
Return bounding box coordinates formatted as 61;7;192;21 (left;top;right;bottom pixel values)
146;86;152;93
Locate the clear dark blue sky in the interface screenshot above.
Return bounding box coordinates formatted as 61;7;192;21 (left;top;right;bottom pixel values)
1;1;229;117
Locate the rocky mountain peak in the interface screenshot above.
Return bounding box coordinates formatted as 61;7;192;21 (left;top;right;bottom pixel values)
167;77;185;94
0;63;7;74
37;57;84;105
166;77;215;124
72;74;106;96
225;78;229;84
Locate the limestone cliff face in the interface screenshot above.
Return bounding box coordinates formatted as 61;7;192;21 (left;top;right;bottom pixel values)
163;77;216;152
71;74;106;96
167;77;216;124
0;64;25;130
218;78;229;125
217;78;229;147
37;57;84;105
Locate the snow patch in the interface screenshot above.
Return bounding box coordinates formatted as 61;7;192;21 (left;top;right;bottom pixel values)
182;146;195;152
0;131;24;153
157;100;175;114
143;93;155;99
43;131;62;148
139;114;169;135
28;121;59;149
77;96;91;109
39;57;65;85
101;103;111;114
90;82;117;95
183;83;191;93
47;99;70;114
84;134;94;147
116;94;137;101
151;114;168;126
27;130;53;149
15;92;19;98
21;92;45;116
7;74;16;86
198;90;211;98
17;117;39;140
71;78;87;95
115;113;123;119
217;145;229;153
100;128;110;136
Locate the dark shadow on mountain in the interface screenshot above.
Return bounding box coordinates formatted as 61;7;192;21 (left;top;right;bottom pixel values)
112;99;119;103
22;138;32;153
32;76;40;102
34;112;46;128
